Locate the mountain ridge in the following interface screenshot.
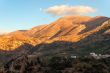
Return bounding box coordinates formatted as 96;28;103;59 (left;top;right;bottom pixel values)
0;16;110;51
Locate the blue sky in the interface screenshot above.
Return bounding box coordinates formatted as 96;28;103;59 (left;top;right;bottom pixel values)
0;0;110;33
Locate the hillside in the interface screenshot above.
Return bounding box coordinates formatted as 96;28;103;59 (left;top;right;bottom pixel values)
0;16;109;55
0;16;110;71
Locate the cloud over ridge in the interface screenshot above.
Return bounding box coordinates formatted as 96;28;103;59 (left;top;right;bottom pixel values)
43;5;96;16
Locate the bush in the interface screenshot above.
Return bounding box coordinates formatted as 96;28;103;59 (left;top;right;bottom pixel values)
49;56;72;70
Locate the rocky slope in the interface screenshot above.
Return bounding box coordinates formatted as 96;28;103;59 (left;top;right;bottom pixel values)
0;16;109;54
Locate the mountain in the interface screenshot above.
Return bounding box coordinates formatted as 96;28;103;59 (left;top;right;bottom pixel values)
0;16;110;55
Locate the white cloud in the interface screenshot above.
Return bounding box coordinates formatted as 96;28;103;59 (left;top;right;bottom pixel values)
43;5;97;16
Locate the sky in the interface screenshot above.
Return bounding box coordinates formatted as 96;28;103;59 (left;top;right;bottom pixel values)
0;0;110;33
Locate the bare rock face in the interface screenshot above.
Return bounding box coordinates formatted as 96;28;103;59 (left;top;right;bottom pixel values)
0;16;109;51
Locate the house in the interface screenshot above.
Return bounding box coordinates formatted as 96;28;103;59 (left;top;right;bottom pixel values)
71;56;77;58
90;52;110;59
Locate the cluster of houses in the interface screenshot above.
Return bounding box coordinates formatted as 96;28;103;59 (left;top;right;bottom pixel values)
70;53;110;59
90;53;110;59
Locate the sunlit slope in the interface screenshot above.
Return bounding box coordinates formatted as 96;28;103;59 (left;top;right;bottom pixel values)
0;16;109;51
